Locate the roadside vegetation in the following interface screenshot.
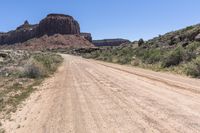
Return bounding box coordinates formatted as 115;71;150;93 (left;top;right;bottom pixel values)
81;24;200;78
22;53;63;78
0;50;63;131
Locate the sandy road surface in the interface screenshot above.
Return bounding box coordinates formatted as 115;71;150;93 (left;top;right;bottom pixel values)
3;54;200;133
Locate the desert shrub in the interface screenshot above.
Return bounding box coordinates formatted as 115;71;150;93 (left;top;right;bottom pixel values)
161;47;185;67
82;46;135;64
21;53;63;79
82;53;92;59
182;50;196;62
133;47;165;64
82;51;100;59
138;38;144;46
134;47;146;57
117;56;132;64
113;47;134;64
185;26;194;31
33;53;63;73
23;60;46;79
187;42;200;52
172;42;199;62
142;49;163;64
184;57;200;78
131;58;140;66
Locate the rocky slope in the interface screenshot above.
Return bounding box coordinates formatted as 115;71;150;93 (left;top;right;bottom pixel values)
80;33;92;42
93;39;131;46
144;24;200;48
0;34;94;51
0;21;38;45
81;24;200;78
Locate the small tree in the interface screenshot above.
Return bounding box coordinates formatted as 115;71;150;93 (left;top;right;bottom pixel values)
138;38;144;46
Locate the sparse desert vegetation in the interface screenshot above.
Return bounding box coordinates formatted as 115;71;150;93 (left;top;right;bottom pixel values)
0;50;63;130
81;24;200;78
184;56;200;78
0;4;200;131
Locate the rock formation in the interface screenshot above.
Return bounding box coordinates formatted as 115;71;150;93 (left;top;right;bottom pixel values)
0;14;81;45
0;22;38;45
37;14;80;36
195;33;200;41
0;34;94;51
93;39;131;47
80;33;92;42
146;24;200;47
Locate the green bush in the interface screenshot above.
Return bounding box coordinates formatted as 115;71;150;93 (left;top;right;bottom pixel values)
82;51;100;59
117;56;132;64
138;38;144;46
187;42;200;52
162;47;184;67
184;26;194;31
141;49;163;64
185;57;200;78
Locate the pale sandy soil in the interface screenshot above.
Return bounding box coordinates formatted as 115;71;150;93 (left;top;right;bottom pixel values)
2;54;200;133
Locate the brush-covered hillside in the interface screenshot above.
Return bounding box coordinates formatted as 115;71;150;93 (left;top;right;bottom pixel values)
82;24;200;78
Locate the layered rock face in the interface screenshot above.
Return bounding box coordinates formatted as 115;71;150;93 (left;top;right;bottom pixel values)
37;14;80;36
0;14;81;45
93;39;131;47
0;21;38;45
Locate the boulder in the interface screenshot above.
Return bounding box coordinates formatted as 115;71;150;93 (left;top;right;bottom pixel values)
0;52;9;58
195;33;200;41
173;35;181;44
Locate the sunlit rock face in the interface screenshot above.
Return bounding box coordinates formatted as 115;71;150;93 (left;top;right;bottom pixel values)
0;14;81;45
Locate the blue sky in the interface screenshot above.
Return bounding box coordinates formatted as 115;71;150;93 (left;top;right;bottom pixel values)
0;0;200;41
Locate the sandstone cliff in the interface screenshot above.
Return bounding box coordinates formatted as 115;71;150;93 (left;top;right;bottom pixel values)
0;14;81;45
37;14;80;36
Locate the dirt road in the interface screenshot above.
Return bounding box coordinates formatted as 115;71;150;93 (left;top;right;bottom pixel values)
3;54;200;133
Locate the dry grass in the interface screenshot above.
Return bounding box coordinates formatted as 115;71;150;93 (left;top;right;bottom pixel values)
0;51;63;131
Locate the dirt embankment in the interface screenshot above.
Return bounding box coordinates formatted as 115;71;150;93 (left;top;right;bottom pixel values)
0;34;94;51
